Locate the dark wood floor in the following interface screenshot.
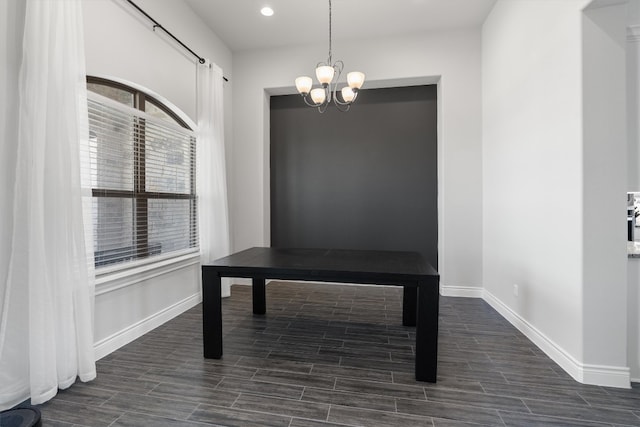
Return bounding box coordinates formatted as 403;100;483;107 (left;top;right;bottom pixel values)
36;281;640;426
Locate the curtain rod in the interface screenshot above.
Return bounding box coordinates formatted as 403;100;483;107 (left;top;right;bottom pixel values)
125;0;229;82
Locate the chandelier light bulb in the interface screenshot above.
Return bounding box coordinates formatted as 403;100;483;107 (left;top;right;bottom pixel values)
310;88;326;105
316;66;335;86
347;71;365;90
341;87;355;103
295;76;313;95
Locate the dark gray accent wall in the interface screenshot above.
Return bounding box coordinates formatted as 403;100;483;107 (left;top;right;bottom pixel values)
270;85;438;268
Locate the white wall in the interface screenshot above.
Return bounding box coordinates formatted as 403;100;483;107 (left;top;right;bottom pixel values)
82;0;233;357
84;0;232;122
231;29;484;294
93;255;201;359
483;0;629;387
629;0;640;192
483;0;585;363
627;0;640;382
629;9;640;191
582;2;628;384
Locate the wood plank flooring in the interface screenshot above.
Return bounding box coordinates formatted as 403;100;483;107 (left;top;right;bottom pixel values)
35;281;640;426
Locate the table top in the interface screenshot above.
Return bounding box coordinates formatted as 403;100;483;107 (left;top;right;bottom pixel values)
205;247;438;284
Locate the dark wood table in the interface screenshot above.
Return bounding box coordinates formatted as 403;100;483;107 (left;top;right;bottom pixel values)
201;247;440;382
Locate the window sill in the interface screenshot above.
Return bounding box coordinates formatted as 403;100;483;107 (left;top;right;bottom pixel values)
95;249;201;296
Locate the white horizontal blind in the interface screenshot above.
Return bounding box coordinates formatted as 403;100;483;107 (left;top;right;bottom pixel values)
86;92;197;268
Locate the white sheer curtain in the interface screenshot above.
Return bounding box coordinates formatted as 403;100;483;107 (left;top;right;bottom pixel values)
0;0;96;409
197;61;231;296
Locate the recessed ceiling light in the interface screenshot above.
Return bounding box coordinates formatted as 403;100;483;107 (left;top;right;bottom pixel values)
261;6;274;17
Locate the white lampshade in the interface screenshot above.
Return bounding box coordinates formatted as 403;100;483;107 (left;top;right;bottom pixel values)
341;86;355;103
310;88;326;105
295;76;313;95
315;65;335;85
347;71;365;90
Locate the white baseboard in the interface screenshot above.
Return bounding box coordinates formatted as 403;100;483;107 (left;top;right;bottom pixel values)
240;280;482;300
94;292;202;360
581;364;632;388
440;285;484;298
240;280;485;297
483;289;630;389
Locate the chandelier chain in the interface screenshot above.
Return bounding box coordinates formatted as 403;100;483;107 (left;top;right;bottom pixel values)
328;0;332;64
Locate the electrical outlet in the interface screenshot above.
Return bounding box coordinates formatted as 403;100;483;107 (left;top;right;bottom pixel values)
513;284;519;297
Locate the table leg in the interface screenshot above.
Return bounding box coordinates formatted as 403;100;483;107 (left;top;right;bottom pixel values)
253;278;266;315
202;267;223;359
402;286;417;326
415;278;439;382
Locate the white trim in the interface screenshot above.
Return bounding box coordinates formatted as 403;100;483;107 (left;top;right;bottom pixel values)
440;284;483;298
483;290;631;389
629;25;640;43
96;251;200;295
582;364;632;388
94;292;201;360
87;74;198;130
482;290;581;379
87;91;195;135
96;247;199;277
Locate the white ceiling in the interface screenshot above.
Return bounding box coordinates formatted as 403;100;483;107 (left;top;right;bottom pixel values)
184;0;498;52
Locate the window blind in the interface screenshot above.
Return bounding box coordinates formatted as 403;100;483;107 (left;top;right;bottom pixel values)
86;92;197;268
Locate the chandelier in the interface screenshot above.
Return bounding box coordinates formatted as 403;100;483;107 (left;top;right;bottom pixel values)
294;0;365;113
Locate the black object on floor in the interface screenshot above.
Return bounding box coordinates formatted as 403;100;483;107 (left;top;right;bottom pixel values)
0;407;42;427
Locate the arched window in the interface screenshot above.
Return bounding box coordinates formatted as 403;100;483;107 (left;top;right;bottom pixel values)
86;77;197;268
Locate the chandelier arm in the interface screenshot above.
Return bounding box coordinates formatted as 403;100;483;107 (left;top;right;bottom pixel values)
333;85;347;106
318;101;329;113
334;88;359;106
326;84;334;107
328;60;343;105
334;101;351;113
333;96;350;106
301;94;322;108
333;60;344;78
